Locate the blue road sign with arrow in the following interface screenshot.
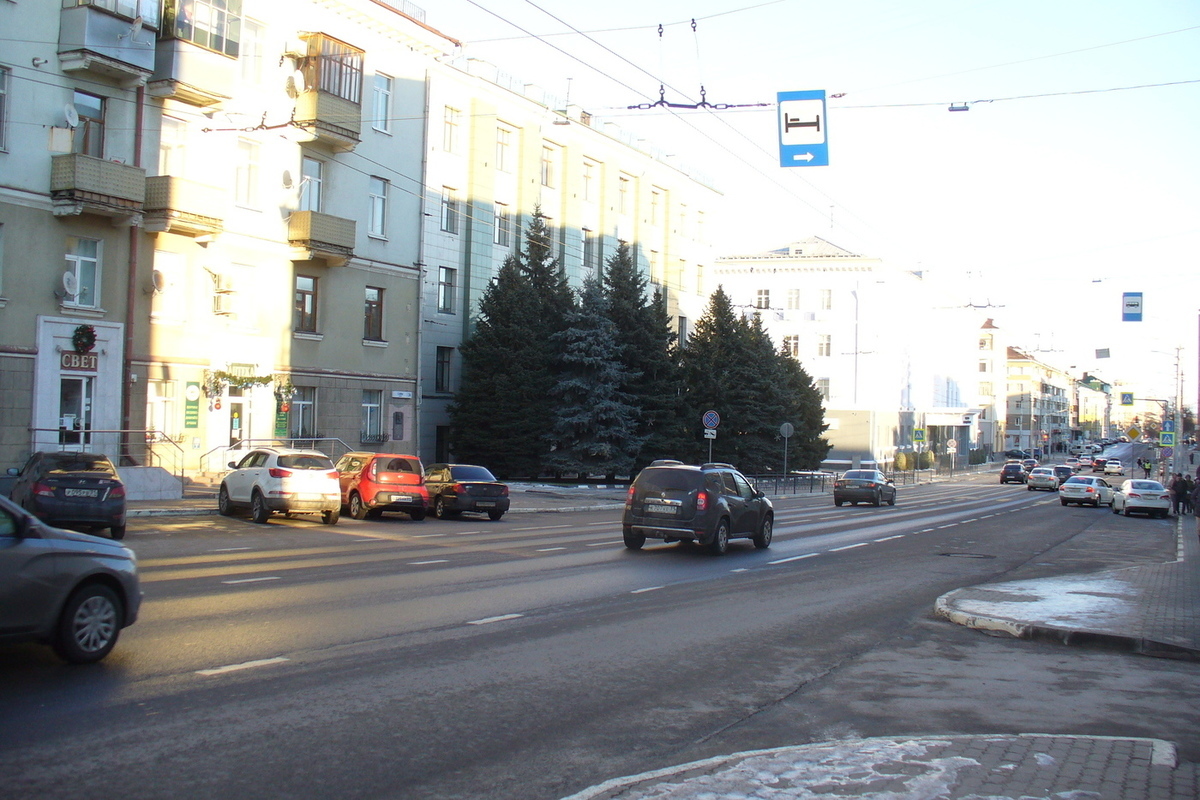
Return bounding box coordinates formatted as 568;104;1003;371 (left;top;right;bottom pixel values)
778;90;829;167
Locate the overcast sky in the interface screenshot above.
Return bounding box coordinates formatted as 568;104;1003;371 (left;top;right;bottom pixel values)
426;0;1200;407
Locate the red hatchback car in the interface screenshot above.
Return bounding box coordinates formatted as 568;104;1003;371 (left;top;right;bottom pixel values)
334;452;429;520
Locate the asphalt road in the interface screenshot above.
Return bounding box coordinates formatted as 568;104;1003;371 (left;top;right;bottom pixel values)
1;469;1196;800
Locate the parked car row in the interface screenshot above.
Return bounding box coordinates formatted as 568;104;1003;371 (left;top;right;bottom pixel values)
217;447;510;525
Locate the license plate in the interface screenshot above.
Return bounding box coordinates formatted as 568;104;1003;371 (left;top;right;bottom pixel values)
646;503;676;515
64;488;98;498
298;493;324;501
476;501;495;508
390;494;412;503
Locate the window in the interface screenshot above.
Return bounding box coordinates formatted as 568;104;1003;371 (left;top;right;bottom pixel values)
443;106;460;152
582;159;597;201
372;73;393;133
295;275;317;332
302;34;363;102
677;316;689;344
146;380;176;440
73;91;104;158
67;0;161;27
618;175;631;214
979;334;993;350
783;335;800;357
364;286;383;340
437;267;456;314
493;203;510;246
980;381;994;397
540;144;556;187
164;0;242;57
239;18;264;83
495;125;512;172
158;116;186;175
582;229;597;271
64;237;100;308
290;386;317;438
787;288;801;310
820;289;832;310
361;390;384;443
979;359;990;373
300;157;322;212
755;289;770;310
440;188;458;233
650;190;661;225
0;67;9;152
817;334;831;357
435;347;453;393
817;378;831;402
368;176;388;238
234;138;259;208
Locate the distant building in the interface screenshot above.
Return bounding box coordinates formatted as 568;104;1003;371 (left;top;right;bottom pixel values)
711;238;983;469
1005;347;1072;455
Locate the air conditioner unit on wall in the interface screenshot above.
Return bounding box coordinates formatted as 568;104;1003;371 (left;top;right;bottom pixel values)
213;292;237;316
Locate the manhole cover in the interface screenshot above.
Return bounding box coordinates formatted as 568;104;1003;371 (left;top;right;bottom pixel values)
938;552;996;559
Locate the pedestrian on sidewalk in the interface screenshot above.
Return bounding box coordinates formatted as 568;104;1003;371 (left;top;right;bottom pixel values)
1168;473;1188;515
1184;474;1196;515
1142;459;1152;479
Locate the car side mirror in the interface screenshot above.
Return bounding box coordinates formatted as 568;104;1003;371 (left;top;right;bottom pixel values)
228;461;238;469
5;467;17;476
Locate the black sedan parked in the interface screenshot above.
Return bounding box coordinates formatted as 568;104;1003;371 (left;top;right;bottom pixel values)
423;463;511;520
6;451;127;539
833;469;897;507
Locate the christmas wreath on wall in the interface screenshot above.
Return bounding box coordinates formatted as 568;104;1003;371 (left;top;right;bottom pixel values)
72;324;97;354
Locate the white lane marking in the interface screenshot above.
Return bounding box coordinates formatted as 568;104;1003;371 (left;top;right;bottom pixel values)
770;553;820;565
937;524;958;529
456;530;485;536
467;613;524;626
413;533;447;538
513;525;573;532
830;542;870;552
350;539;380;543
211;547;252;552
587;541;619;547
873;535;905;542
586;521;617;526
730;568;749;573
197;657;289;676
631;586;663;594
962;518;980;524
917;529;936;533
409;559;449;565
537;547;566;552
221;576;281;585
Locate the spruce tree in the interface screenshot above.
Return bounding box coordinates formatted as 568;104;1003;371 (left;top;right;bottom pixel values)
545;275;642;477
775;345;832;469
601;243;687;467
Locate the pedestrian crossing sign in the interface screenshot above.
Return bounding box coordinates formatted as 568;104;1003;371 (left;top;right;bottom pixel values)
913;428;926;442
1160;431;1176;446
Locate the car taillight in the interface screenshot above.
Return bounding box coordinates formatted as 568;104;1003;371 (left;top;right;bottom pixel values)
696;491;709;511
326;470;338;480
450;482;465;494
33;482;55;497
1127;492;1141;498
269;468;293;478
108;484;126;498
626;485;636;504
500;485;509;496
1084;487;1095;493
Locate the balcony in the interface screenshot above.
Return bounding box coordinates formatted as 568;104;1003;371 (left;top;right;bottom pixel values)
288;211;356;266
293;91;362;152
143;176;225;236
50;153;145;223
147;38;235;107
58;4;155;87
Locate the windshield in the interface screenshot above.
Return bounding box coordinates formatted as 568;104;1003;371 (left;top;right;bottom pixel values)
44;454;117;475
1129;481;1164;491
450;465;497;482
278;454;335;470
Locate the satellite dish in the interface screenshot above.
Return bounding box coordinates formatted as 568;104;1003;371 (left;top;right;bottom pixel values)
285;70;307;98
151;269;167;292
62;271;79;297
120;15;144;40
282;170;294;189
63;104;80;128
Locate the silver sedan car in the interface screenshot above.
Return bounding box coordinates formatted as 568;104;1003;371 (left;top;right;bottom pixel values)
1058;475;1115;508
1026;467;1060;492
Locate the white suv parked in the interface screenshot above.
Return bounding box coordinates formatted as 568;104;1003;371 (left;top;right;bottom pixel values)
218;447;341;525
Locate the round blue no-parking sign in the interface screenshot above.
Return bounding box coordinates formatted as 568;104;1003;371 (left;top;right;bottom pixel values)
702;410;720;429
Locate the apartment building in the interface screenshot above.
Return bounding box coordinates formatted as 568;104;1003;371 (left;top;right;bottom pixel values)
1005;346;1072;456
0;0;722;477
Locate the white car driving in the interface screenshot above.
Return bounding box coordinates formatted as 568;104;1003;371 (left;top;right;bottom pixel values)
1058;475;1114;508
1111;480;1171;518
1103;459;1124;476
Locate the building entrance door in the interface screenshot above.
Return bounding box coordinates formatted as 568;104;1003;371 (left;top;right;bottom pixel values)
59;375;94;447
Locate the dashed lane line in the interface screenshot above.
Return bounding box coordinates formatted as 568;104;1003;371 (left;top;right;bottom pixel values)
829;542;870;552
221;576;281;585
467;613;524;626
197;657;289;677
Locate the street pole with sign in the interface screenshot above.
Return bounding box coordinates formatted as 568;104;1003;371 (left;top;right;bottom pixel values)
703;410;720;463
779;422;794;487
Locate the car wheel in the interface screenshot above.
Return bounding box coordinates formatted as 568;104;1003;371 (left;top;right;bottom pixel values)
622;526;645;550
411;509;427;521
251;491;271;524
834;499;843;507
218;484;233;516
1060;499;1068;506
752;515;773;549
1122;505;1132;517
487;510;504;521
109;524;126;540
435;497;451;519
348;492;368;520
53;583;122;664
1027;486;1033;491
872;491;882;507
709;519;730;556
321;508;339;525
1111;503;1119;514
